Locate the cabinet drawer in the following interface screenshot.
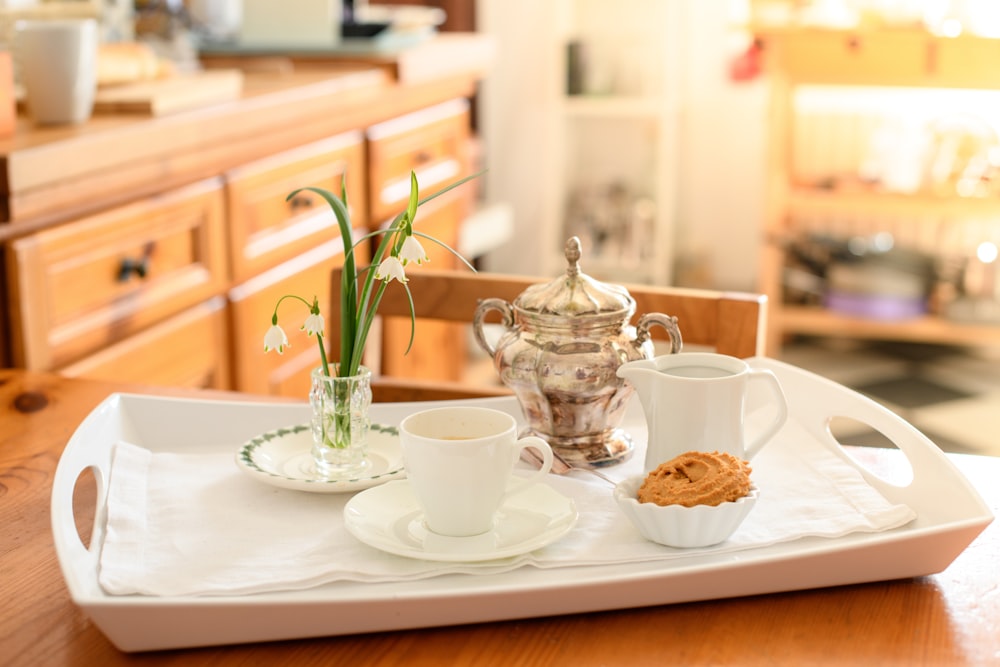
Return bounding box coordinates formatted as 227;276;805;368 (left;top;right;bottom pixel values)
59;297;230;389
226;131;367;283
228;235;368;398
366;98;470;224
6;178;228;370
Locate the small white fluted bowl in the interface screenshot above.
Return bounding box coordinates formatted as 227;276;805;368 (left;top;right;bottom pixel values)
614;476;759;548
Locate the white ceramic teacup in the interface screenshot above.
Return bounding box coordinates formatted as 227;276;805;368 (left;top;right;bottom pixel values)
618;353;789;472
15;18;98;125
399;406;554;537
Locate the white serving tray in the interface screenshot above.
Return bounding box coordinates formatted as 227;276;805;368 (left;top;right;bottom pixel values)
52;358;994;652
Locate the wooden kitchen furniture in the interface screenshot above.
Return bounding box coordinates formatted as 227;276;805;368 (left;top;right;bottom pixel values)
755;25;1000;354
0;34;493;397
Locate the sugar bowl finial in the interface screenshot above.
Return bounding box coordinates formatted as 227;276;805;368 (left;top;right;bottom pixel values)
565;236;582;278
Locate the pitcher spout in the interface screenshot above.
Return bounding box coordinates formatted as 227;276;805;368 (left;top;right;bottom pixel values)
616;358;663;411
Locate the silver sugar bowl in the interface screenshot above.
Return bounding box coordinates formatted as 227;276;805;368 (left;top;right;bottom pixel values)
472;237;682;467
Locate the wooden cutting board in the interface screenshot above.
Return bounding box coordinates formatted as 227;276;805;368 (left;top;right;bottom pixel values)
94;69;244;116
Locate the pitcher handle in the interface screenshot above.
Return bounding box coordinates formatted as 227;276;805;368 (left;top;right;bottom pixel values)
635;313;683;354
744;369;789;458
473;298;515;357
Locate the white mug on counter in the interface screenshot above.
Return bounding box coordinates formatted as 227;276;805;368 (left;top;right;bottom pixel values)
618;353;789;472
399;406;554;537
15;18;99;125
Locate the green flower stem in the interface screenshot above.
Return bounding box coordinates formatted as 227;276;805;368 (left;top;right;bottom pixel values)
317;332;330;378
271;294;315;317
330;377;352;450
351;280;389;373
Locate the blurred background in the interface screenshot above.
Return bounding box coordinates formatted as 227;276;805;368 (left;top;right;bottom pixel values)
3;0;999;455
471;0;1000;457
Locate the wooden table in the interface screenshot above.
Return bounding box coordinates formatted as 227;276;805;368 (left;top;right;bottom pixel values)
2;369;998;666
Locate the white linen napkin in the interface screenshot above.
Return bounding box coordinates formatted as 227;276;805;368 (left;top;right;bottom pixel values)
98;415;916;597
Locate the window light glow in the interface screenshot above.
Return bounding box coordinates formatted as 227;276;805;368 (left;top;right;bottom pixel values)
976;241;998;264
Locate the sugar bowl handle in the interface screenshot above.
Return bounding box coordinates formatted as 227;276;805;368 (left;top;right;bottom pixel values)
635;313;683;353
472;298;515;357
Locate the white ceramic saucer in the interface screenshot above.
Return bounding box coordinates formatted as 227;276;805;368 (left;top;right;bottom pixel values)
343;479;578;562
235;423;404;493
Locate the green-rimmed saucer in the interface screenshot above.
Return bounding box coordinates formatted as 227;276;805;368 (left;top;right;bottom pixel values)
236;423;404;493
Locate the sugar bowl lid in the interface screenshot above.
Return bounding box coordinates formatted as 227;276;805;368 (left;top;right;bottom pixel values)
514;237;635;320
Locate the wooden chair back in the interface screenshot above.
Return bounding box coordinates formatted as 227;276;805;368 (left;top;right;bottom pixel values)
329;268;768;402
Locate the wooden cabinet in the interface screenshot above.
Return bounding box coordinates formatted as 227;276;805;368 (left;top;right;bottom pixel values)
228;239;366;397
1;108;474;393
226;131;367;283
225;130;369;396
366;98;470;224
4;178;228;372
59;298;230;389
757;26;1000;353
0;59;486;394
365;98;474;382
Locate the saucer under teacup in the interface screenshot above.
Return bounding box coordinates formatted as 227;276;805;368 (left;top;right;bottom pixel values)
344;478;578;562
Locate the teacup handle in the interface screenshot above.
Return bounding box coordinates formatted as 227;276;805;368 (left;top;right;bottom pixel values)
744;369;789;459
505;436;553;499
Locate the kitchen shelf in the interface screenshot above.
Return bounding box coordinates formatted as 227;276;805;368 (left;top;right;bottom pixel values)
780;305;1000;348
541;0;683;286
753;25;1000;89
562;96;675;118
756;22;1000;354
787;187;1000;219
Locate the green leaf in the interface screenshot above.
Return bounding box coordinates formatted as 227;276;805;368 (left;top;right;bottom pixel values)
411;230;477;272
287;184;359;375
402;281;417;354
415;168;486;208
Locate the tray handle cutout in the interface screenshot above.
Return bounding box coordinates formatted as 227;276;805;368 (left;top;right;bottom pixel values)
70;466;100;549
826;416;913;487
750;358;982;508
51;395;119;593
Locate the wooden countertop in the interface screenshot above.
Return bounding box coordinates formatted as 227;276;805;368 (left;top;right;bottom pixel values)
1;368;998;666
0;33;493;238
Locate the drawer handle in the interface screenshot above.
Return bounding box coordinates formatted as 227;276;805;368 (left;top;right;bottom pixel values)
288;194;314;211
414;150;433;165
117;243;154;283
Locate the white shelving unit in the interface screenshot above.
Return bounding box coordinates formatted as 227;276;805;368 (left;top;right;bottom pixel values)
541;0;686;285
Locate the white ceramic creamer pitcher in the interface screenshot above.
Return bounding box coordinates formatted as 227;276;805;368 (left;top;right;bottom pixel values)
617;353;789;473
